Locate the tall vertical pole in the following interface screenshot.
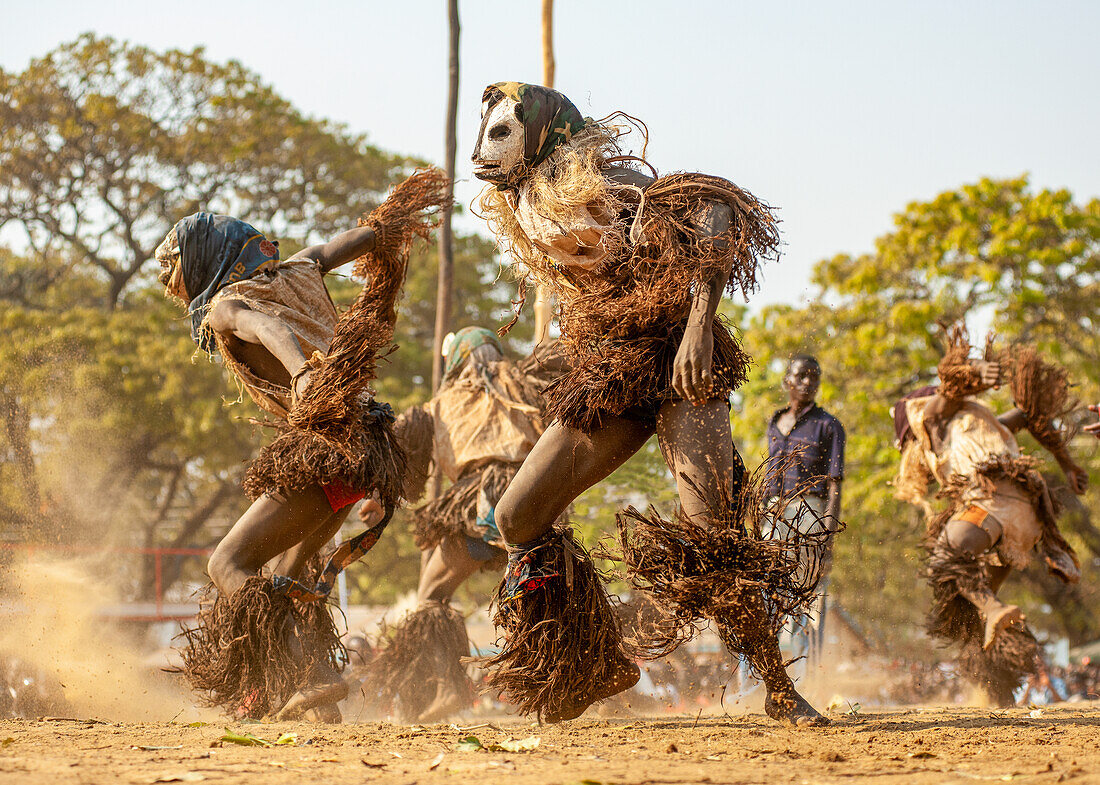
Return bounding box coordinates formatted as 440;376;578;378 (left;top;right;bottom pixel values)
541;0;556;87
428;0;461;507
533;0;555;345
432;0;461;392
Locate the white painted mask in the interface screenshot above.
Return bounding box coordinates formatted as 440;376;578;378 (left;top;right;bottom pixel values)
471;95;525;187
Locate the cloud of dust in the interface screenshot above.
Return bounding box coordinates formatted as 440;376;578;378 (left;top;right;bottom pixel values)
0;554;214;722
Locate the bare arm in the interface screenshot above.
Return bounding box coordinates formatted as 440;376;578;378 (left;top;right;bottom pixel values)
1084;404;1100;439
825;419;844;533
288;225;377;273
1048;439;1088;495
996;407;1028;433
921;392;965;441
924;359;1002;447
604;166;654;190
1000;404;1086;494
207;299;309;381
671;201;732;405
826;479;842;532
820;476;843;575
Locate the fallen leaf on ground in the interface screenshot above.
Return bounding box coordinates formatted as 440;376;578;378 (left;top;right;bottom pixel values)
498;736;540;753
455;736;484;752
217;729;297;748
428;752;445;770
456;735;540;753
1;738;14;748
361;759;386;769
185;722;208;728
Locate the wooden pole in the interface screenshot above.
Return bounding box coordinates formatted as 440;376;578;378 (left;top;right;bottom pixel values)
541;0;555;87
428;0;460;503
432;0;460;392
534;0;555;344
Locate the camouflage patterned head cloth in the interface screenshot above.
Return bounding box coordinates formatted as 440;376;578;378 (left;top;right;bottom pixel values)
482;82;587;190
443;325;504;380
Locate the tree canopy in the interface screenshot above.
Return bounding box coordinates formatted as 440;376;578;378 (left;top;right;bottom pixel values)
0;33;411;307
0;36;524;602
730;176;1100;648
2;36;1098;655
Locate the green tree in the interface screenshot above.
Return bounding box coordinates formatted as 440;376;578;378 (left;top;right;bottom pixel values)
0;33;412;308
0;35;439;602
733;176;1100;650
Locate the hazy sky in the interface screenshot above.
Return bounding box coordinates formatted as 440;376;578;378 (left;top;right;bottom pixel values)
3;0;1098;308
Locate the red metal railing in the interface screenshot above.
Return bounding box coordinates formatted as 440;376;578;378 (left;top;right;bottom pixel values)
0;542;212;622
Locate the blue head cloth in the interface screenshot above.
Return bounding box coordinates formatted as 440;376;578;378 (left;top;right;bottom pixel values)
174;212;281;352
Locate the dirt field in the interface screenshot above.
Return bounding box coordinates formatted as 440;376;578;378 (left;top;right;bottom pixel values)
2;705;1098;785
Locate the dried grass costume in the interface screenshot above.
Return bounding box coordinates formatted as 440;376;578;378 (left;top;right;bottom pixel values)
474;84;822;722
164;171;449;717
894;331;1080;704
365;328;552;721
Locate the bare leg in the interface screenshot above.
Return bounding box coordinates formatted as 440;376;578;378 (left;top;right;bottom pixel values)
206;486;356;721
270;507;356;721
208;485;335;597
492;414;652;719
417;535;486;604
404;535;489;723
655;400;826;726
943;517;1022;649
270;509;347;580
496;416;654;545
655;400;732;520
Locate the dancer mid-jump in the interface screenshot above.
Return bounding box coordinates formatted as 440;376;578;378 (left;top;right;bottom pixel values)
471;82;826;725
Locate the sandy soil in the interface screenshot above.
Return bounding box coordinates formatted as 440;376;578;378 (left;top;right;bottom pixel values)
2;705;1098;785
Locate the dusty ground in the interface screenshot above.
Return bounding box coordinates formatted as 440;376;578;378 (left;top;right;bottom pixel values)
1;705;1099;785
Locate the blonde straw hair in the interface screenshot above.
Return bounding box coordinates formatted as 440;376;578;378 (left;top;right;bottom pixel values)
475;120;639;288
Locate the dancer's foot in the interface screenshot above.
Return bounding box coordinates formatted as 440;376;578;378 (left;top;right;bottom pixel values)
982;603;1024;650
544;656;641;723
764;687;830;727
275;678;349;721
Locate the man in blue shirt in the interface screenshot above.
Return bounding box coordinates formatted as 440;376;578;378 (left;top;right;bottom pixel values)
764;354;845;669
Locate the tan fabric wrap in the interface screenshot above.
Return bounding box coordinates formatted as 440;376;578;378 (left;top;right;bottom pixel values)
970;480;1043;569
429;361;545;481
512;185;610;273
206;260;338;419
906;396;1041;569
905;397;1019;486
